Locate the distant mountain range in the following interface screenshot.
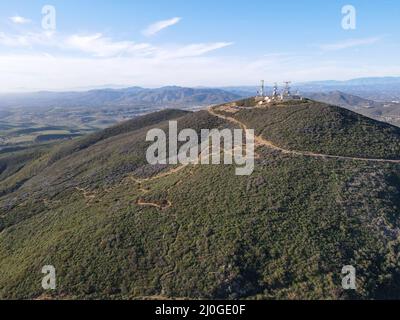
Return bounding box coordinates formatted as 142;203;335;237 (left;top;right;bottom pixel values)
300;76;400;87
1;76;400;109
1;77;400;129
0;86;241;109
303;91;400;127
218;77;400;102
296;77;400;102
304;91;382;109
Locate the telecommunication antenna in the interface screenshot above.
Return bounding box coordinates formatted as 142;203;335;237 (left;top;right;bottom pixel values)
283;81;291;97
258;80;265;97
272;82;279;99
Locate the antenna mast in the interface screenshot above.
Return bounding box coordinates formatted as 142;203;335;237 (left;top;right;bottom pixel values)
272;82;278;99
283;81;291;97
258;80;265;97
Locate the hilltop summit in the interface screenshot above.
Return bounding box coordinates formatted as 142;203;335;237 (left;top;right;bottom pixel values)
1;99;400;300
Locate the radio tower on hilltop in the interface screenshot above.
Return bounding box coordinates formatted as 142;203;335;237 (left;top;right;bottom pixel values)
258;80;265;97
272;82;279;99
283;81;291;98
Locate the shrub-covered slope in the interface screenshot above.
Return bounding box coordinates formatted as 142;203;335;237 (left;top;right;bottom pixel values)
1;102;400;300
215;99;400;159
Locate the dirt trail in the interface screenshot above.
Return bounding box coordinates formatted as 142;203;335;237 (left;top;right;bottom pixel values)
208;107;400;164
128;165;189;210
75;187;97;203
129;167;188;294
128;164;189;185
136;199;172;210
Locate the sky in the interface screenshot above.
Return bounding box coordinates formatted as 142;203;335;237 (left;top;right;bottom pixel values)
0;0;399;92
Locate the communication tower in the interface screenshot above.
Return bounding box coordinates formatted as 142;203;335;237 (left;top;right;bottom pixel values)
283;81;291;97
258;80;265;97
272;82;279;99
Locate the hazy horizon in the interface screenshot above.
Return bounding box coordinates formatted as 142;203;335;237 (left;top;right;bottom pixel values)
0;75;400;95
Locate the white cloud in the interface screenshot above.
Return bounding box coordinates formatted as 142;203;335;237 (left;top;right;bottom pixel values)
0;29;237;92
0;31;54;47
157;42;234;59
3;51;398;93
320;37;381;51
64;33;232;59
9;16;31;24
65;33;154;57
142;17;181;37
1;30;394;92
0;29;231;59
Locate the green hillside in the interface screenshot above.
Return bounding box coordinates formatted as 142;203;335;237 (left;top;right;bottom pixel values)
214;99;400;159
1;100;400;300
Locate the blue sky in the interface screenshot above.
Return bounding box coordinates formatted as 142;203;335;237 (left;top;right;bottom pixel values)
0;0;399;91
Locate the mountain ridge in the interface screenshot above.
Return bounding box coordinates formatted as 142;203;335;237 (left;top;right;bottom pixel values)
1;98;400;300
0;86;241;109
304;91;400;127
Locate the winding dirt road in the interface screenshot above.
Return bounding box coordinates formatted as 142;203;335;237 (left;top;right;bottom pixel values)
208;107;400;164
